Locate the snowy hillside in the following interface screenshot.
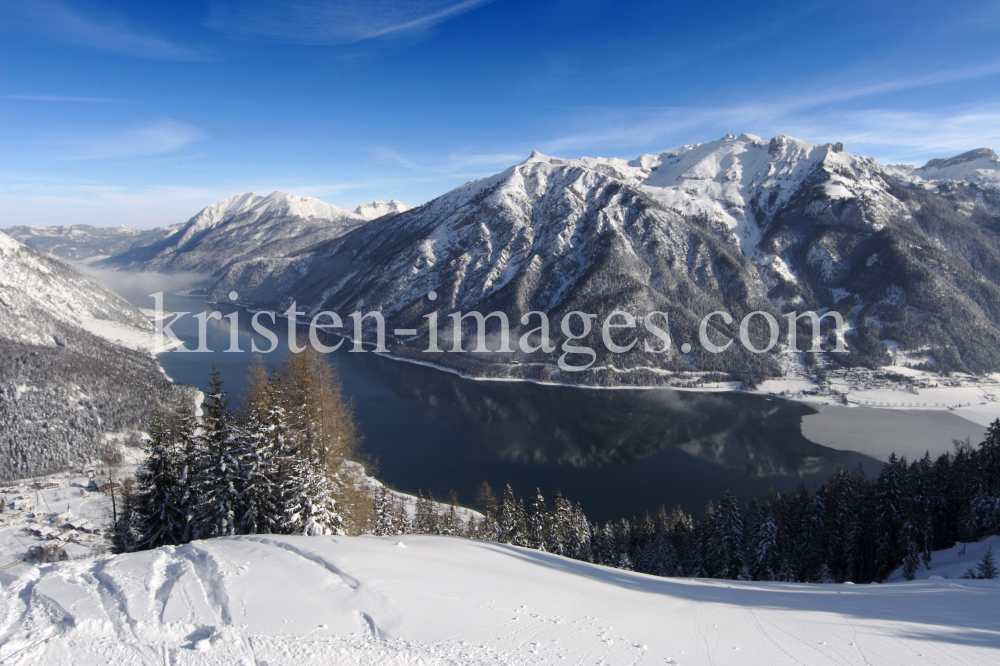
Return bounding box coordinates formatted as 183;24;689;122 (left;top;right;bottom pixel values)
1;534;997;665
354;199;412;220
887;535;1000;582
100;191;368;276
0;230;158;351
888;147;1000;190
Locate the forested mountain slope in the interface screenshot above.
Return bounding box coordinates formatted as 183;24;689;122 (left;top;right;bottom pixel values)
0;230;195;481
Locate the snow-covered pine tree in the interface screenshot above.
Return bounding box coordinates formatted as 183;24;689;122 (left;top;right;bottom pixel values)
751;505;781;581
567;502;592;562
372;486;399;536
637;517;678;577
874;453;907;580
414;490;438;534
634;513;655;572
134;410;188;550
497;484;518;544
392;492;412;534
425;490;442;534
526;488;548;550
666;506;696;577
546;491;572;556
195;366;242;539
613;518;634;570
711;490;744;580
975;545;997;579
796;490;826;582
512;497;529;547
589;521;613;566
232;408;280;535
441;490;461;536
276;429;342;536
902;538;922;581
173;406;201;544
967;420;1000;540
108;479;140;554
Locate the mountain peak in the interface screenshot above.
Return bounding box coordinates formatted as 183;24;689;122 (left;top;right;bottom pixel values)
921;147;998;170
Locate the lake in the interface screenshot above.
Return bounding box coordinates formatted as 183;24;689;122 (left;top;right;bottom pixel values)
94;271;988;523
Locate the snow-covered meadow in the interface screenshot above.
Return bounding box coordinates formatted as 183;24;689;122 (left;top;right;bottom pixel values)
1;533;997;665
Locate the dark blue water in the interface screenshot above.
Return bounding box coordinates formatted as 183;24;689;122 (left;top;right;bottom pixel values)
106;275;880;522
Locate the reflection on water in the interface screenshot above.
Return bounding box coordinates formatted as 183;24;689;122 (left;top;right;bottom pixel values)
109;283;880;522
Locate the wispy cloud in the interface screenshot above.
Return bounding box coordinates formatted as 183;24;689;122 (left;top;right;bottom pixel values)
3;94;130;103
536;62;1000;164
371;146;524;177
62;120;205;160
0;178;234;229
2;1;208;61
206;0;494;44
786;105;1000;163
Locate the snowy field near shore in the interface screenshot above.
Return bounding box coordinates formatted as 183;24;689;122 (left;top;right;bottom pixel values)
1;533;997;665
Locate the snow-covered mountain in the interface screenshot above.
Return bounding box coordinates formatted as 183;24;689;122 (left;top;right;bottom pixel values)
207;135;1000;383
4;223;180;263
0;230;196;481
0;230;156;349
354;199;412;220
1;533;995;664
211;147;782;385
888;147;1000;189
101;191;369;276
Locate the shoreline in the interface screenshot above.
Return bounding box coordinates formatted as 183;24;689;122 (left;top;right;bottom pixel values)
151;294;999;429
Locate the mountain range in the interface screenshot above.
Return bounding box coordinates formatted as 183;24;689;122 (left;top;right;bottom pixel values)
206;136;1000;385
7;136;1000;387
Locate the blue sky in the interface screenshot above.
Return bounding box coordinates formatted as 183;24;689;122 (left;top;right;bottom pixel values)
2;0;1000;228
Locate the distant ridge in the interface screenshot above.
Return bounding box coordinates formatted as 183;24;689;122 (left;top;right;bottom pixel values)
98;191;368;276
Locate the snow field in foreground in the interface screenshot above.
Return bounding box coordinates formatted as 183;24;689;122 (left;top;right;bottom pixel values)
1;534;997;665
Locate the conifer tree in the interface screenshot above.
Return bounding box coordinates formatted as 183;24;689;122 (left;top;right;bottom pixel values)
752;506;781;581
976;546;997;579
568;502;592;561
109;479;140;554
513;498;529;547
441;490;461;536
497;484;518;543
526;488;548;550
475;481;499;541
546;491;573;555
134;411;187;550
875;454;907;580
195;365;241;538
174;407;201;543
232;409;279;535
373;486;401;536
712;490;744;579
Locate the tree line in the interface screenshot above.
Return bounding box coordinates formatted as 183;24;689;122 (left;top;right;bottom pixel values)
371;423;1000;583
109;348;370;553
